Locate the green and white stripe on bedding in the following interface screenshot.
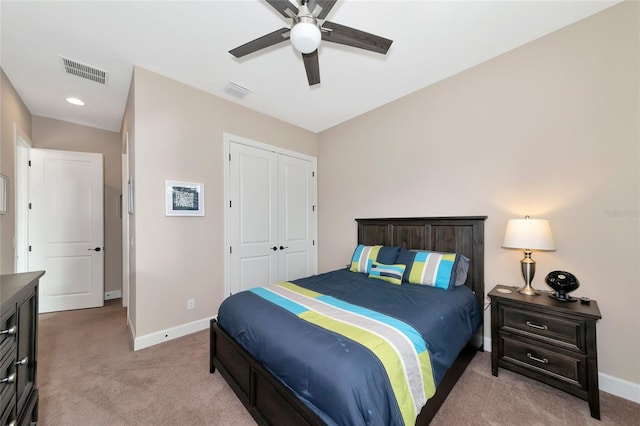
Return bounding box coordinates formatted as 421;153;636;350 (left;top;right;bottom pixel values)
249;281;436;425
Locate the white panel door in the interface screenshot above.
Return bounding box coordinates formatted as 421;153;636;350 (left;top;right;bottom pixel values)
30;149;104;313
229;142;279;293
278;154;316;282
228;140;317;295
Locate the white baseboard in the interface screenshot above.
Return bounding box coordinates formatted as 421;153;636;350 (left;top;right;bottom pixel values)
133;317;213;351
484;336;491;352
104;290;121;300
599;373;640;403
483;337;640;404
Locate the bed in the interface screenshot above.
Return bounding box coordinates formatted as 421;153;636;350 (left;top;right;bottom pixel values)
210;216;486;425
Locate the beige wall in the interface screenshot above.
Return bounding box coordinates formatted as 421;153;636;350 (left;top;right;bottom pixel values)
130;66;316;336
31;116;122;294
0;69;32;275
318;1;639;387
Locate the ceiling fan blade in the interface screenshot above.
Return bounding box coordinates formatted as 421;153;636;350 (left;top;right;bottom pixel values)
321;21;393;54
229;28;290;58
302;50;320;86
307;0;337;20
265;0;299;18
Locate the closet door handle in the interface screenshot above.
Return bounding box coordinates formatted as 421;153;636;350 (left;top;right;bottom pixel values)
271;246;278;251
88;247;101;252
279;246;288;250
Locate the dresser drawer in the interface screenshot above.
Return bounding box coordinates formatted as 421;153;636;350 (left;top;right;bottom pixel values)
0;353;16;423
502;337;586;388
500;305;585;352
0;394;16;426
0;312;17;364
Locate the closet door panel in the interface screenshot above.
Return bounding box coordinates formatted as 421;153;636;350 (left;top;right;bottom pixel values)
230;143;279;293
278;154;316;282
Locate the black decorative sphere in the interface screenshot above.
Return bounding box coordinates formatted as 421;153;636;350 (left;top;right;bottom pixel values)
546;271;579;302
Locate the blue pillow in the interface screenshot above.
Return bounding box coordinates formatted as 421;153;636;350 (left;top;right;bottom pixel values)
395;247;470;289
368;262;406;285
350;245;400;274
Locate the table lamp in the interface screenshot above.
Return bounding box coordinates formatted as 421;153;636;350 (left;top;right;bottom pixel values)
502;216;556;295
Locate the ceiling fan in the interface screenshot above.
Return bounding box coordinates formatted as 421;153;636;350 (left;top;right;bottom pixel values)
229;0;393;86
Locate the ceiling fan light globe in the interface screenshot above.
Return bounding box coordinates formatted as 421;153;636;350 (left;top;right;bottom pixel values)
290;22;321;54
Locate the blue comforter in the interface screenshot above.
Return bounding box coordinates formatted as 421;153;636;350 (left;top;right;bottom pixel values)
217;268;481;426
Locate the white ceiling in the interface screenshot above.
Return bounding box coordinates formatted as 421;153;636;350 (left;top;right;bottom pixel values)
0;0;619;134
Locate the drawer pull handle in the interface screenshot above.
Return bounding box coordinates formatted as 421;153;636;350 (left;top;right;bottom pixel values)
0;372;16;384
16;356;28;366
526;321;548;331
527;352;549;364
0;325;17;336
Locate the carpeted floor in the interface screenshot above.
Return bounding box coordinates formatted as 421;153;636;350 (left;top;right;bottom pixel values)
38;299;639;425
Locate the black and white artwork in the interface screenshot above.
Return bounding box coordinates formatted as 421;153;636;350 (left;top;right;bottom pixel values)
165;180;204;216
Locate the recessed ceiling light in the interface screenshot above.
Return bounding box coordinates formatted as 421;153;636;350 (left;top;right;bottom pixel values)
66;97;85;106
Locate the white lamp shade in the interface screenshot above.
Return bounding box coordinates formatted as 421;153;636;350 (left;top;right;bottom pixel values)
290;22;321;54
502;218;556;251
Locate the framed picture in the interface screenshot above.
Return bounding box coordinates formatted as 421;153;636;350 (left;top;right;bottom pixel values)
165;180;204;216
0;173;7;214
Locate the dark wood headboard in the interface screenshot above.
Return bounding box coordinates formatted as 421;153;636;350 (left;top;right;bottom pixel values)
356;216;487;345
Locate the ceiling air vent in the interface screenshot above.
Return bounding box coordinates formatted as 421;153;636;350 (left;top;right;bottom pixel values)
224;82;251;99
59;56;108;85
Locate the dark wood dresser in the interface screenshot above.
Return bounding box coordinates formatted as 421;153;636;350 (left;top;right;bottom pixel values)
1;271;44;426
489;285;602;419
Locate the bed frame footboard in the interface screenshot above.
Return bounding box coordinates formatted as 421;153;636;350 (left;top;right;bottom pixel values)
212;318;481;426
211;318;325;426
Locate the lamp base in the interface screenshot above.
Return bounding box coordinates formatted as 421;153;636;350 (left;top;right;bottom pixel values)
517;285;539;296
518;251;539;296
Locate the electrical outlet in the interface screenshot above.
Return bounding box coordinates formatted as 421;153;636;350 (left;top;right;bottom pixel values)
187;298;195;310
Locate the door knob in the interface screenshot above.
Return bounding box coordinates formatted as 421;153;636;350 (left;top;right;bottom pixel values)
88;247;102;252
271;246;278;251
279;246;288;250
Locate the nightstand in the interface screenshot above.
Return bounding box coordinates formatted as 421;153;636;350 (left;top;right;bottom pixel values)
489;285;602;419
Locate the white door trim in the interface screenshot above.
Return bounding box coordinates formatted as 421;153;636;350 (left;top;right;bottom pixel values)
222;133;317;298
13;123;32;273
122;132;130;308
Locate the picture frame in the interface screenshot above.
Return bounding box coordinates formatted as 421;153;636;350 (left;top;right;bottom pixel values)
0;173;7;214
165;180;204;216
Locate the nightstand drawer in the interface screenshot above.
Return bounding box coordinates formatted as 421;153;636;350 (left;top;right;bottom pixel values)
502;338;585;388
501;306;584;352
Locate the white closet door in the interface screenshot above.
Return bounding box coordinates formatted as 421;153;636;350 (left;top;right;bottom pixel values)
229;142;279;293
278;153;316;282
228;139;317;295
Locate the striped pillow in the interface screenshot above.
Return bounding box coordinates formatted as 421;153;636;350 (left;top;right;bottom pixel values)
401;250;463;289
350;245;400;274
368;262;406;285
